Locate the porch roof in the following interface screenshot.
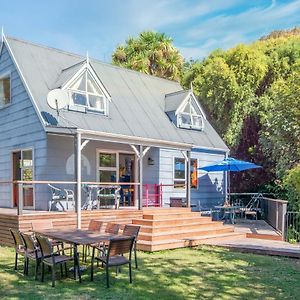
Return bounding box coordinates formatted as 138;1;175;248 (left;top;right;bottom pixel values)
46;126;193;150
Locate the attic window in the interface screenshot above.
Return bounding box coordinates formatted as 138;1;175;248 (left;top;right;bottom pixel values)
67;70;107;114
177;96;203;130
0;74;11;108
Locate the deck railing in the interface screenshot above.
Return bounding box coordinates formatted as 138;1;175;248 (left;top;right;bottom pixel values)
230;193;288;237
285;211;300;243
0;180;141;215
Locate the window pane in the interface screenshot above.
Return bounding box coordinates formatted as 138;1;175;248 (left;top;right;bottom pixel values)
99;153;117;168
22;150;33;167
23;187;33;207
23;168;33;181
190;159;198;189
192;116;202;128
89;95;105;111
181;113;192;125
0;77;10;106
72;92;87;106
174;158;185;179
70;74;86;91
99;170;117;182
87;72;103;95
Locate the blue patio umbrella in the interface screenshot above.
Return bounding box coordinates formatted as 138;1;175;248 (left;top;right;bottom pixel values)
198;157;262;201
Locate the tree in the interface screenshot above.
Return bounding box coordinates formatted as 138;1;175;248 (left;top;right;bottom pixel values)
182;32;300;194
112;31;183;81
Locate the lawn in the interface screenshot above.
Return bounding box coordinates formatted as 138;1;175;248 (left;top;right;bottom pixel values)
0;245;299;300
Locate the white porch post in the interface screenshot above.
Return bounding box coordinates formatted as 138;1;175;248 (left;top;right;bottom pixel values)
186;150;191;208
138;145;143;210
75;132;82;229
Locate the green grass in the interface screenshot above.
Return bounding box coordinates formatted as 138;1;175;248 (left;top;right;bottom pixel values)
0;245;300;300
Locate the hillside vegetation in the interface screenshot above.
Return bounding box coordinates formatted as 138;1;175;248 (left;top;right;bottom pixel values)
181;28;300;207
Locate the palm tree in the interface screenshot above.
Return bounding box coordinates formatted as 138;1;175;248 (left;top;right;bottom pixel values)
112;31;183;81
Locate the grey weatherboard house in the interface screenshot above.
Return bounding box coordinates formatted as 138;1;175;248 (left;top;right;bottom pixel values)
0;34;229;212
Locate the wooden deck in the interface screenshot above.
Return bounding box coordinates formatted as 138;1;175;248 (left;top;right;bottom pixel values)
1;207;298;257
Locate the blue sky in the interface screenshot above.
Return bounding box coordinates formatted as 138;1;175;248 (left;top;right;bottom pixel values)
0;0;299;62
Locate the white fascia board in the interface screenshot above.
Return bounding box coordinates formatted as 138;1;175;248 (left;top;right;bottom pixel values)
3;35;46;129
175;91;191;115
175;91;207;120
190;92;206;120
77;129;193;151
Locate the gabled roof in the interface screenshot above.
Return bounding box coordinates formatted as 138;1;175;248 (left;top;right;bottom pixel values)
165;90;190;112
52;60;85;89
4;36;228;152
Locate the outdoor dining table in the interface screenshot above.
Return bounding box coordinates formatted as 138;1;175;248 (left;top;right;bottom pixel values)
33;229;121;283
214;205;239;224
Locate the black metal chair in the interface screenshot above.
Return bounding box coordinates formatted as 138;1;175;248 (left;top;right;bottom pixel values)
122;224;140;269
10;229;26;274
90;236;135;288
21;232;42;280
36;235;73;287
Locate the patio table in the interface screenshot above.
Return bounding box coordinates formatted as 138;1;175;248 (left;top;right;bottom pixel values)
214;205;239;224
33;229;121;283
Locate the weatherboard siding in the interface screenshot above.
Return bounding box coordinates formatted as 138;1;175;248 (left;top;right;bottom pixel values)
159;148;226;210
0;44;47;208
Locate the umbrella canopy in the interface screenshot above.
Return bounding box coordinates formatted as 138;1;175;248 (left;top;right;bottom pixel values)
198;157;261;172
198;157;262;203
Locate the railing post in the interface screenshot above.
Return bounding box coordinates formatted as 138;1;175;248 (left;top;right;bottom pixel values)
160;183;163;207
145;184;149;207
282;202;287;240
18;183;23;216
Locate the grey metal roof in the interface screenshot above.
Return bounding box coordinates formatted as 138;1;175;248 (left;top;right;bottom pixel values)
6;36;228;151
165;90;190;112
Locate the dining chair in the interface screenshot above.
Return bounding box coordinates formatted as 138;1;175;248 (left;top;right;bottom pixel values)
31;220;66;253
21;232;42;280
90;236;135;288
122;225;140;269
10;229;26;273
105;223;120;234
83;220;104;261
36;235;73;287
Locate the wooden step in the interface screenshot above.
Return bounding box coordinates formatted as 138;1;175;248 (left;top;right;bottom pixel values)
137;232;245;251
142;207;191;213
246;233;282;241
143;212;200;220
139;226;234;241
139;221;224;234
133;216;212;226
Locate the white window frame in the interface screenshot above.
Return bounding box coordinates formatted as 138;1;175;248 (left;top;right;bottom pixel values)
67;69;108;114
97;150;119;183
173;157;198;190
0;71;12;109
173;157;186;190
10;147;35;209
177;96;203;130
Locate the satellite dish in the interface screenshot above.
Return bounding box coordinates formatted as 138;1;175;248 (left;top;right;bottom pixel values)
47;89;70;111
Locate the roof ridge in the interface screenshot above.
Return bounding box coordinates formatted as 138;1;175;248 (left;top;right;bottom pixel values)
6;35;180;86
165;89;190;97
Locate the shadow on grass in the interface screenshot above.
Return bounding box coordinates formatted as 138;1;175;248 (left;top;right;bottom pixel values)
0;246;300;300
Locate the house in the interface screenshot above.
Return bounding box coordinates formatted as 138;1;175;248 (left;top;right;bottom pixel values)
0;34;229;212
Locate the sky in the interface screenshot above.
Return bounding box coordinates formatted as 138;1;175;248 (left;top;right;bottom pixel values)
0;0;299;62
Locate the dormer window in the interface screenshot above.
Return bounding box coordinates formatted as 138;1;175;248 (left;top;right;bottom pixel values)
177;95;204;130
66;69;108;114
165;90;205;131
178;97;203;129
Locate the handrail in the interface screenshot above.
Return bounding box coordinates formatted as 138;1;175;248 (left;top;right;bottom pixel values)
261;197;288;204
0;180;140;185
